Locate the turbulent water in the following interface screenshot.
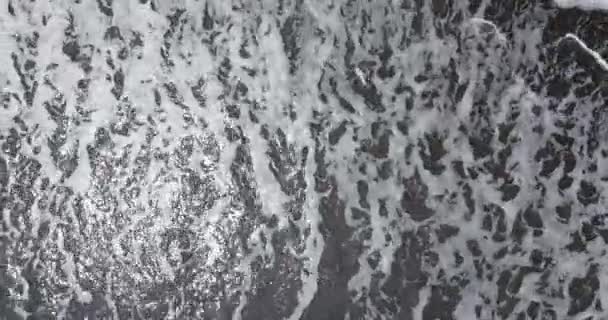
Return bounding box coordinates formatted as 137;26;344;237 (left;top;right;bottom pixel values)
2;0;608;319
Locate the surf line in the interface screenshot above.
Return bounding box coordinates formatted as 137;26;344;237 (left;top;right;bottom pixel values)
559;33;608;72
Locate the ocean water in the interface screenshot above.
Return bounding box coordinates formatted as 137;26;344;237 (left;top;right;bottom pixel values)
1;0;608;319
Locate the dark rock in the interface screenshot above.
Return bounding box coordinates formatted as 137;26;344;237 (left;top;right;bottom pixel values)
356;180;370;209
329;121;348;146
558;175;574;190
511;211;528;242
581;222;597;242
377;159;393;180
203;3;214;30
225;104;240;119
96;0;113;16
568;265;599;316
466;239;482;257
366;131;391;159
481;213;493;232
527;301;541;319
421;283;464;320
111;69;124;99
62;40;80;61
468;132;494;160
0;157;7;188
562;150;576;173
566;232;587;253
452;160;467;179
435;224;459;243
420;132;447;175
104;26;123;40
577;180;599;206
523;206;543;229
280;14;304;74
540;157;560;177
498;123;516;144
401;169;434;221
556;203;571;223
2;129;21;157
367;251;381;270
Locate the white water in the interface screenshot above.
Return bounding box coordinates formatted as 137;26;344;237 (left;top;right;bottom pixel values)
2;0;608;319
555;0;608;10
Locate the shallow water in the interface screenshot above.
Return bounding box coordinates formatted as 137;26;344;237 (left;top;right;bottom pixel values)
2;0;608;319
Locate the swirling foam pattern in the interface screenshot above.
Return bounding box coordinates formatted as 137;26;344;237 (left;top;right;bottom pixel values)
2;0;608;319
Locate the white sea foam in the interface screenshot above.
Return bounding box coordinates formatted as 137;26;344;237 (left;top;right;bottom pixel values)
4;0;608;318
555;0;608;10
